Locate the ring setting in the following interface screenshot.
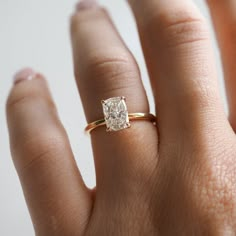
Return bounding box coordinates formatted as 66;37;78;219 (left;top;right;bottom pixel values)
102;96;130;132
85;96;156;133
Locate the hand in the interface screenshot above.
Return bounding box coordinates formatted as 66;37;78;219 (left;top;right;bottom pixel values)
6;0;236;235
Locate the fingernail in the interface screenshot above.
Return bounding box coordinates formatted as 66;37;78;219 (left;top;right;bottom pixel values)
13;68;37;85
76;0;98;11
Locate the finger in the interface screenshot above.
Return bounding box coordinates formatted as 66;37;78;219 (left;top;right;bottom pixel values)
128;0;231;143
71;1;158;210
6;69;92;236
207;1;236;130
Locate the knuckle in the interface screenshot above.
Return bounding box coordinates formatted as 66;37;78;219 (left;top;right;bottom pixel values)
16;132;68;174
163;19;209;48
87;54;138;79
7;91;37;110
149;10;210;48
6;82;53;113
76;53;141;95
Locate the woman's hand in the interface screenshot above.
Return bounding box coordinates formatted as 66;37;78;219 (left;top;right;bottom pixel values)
6;0;236;235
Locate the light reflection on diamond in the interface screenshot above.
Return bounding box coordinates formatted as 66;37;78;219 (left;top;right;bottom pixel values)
102;97;130;131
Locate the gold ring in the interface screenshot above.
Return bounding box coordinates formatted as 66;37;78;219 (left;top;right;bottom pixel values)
85;96;156;134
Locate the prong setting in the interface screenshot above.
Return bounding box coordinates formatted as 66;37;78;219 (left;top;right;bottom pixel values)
106;127;112;132
126;123;131;128
102;96;130;132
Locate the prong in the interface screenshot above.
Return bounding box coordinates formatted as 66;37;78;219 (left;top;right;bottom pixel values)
126;123;131;128
101;100;106;104
106;127;112;132
121;96;126;101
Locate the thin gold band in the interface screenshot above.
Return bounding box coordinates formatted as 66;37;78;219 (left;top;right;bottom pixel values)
85;113;156;133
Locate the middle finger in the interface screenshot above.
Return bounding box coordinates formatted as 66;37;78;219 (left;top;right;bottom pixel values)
128;0;230;146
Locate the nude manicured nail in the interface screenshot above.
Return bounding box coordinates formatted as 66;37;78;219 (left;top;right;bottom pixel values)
76;0;98;11
13;68;37;85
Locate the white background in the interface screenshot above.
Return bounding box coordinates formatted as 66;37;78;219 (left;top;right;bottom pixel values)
0;0;225;235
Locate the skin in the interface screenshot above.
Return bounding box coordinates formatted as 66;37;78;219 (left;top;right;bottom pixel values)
5;0;236;235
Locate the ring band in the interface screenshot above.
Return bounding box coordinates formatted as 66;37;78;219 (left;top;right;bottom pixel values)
85;96;156;134
85;112;156;133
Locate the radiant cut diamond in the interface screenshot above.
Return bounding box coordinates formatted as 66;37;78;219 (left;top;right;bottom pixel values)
102;97;130;132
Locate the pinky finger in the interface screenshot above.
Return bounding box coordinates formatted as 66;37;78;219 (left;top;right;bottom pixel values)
207;1;236;130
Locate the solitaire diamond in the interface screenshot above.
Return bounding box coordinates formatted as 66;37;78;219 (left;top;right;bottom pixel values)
102;97;130;132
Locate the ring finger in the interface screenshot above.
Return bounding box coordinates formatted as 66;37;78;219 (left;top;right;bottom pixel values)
70;1;158;213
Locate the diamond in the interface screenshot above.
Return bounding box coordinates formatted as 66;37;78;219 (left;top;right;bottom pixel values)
102;97;130;132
